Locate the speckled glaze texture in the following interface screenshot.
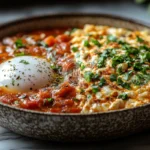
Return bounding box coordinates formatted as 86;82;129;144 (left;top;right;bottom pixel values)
0;14;150;141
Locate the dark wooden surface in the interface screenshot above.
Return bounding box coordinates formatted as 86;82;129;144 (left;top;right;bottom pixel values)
0;1;150;150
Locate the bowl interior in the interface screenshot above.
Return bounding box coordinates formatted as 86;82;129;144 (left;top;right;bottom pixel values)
0;14;149;115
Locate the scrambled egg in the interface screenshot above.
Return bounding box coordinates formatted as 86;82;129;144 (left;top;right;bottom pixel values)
70;24;150;113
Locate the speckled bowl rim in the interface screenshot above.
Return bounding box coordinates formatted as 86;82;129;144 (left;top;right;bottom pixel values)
0;13;149;116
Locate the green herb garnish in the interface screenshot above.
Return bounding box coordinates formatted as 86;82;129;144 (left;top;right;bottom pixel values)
72;46;78;52
12;79;15;86
47;98;54;102
137;36;144;43
97;56;106;68
132;73;150;86
37;41;48;47
133;62;143;71
110;74;117;82
84;72;99;82
80;64;86;70
80;88;85;94
140;52;150;63
15;39;25;49
124;70;133;81
107;35;117;43
126;47;139;55
50;64;61;71
19;60;29;65
117;66;123;75
117;77;130;89
118;93;129;100
77;62;86;70
92;85;99;93
84;71;94;82
91;39;101;47
99;77;106;87
84;40;90;47
15;52;25;56
112;56;124;68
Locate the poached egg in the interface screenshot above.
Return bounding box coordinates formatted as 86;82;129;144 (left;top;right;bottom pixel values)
0;56;54;93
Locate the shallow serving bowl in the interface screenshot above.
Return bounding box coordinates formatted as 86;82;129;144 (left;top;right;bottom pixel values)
0;14;150;141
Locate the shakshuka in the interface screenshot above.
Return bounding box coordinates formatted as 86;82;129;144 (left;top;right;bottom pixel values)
0;24;149;113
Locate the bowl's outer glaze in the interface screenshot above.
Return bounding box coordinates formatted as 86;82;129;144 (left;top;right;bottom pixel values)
0;14;150;141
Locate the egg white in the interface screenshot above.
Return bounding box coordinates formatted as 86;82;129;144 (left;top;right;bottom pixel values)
0;56;54;93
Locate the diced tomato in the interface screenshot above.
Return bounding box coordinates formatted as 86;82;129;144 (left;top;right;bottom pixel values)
56;35;70;43
55;82;76;99
52;101;62;108
39;88;52;99
24;46;46;56
0;94;18;104
62;60;75;72
55;42;70;55
44;36;56;46
64;99;74;106
20;100;41;109
0;53;8;57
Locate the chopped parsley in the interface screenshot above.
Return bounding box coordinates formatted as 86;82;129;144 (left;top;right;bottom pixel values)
87;94;92;100
84;40;90;47
97;56;106;68
12;79;15;86
92;74;100;81
80;88;85;94
132;73;150;86
112;55;124;68
15;39;25;49
91;39;101;47
92;85;99;93
140;52;150;63
110;74;117;82
47;98;54;102
84;72;99;82
97;48;117;68
77;62;86;70
117;66;123;75
125;47;139;55
137;36;144;43
15;52;25;56
124;70;133;81
50;64;61;72
118;93;129;100
99;77;106;87
72;46;78;52
133;62;143;71
80;63;86;70
117;77;130;89
19;60;29;65
97;50;109;68
139;45;150;52
84;71;94;82
107;35;117;43
37;41;48;47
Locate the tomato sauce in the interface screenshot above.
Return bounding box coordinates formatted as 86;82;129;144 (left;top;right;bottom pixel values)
0;28;81;113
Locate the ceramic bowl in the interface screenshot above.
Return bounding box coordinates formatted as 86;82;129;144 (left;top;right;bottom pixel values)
0;14;150;141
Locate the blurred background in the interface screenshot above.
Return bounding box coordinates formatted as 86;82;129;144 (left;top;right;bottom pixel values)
0;0;149;24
